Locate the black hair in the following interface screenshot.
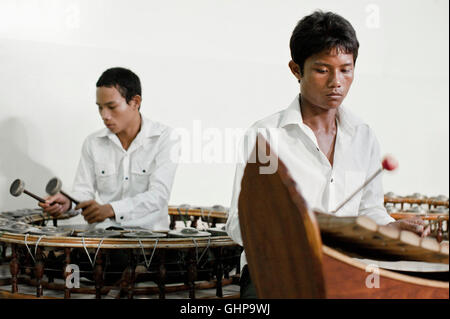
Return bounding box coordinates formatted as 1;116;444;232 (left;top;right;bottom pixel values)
96;67;141;104
289;11;359;75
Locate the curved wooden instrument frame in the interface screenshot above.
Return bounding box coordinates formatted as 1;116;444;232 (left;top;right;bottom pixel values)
0;232;237;249
323;245;448;298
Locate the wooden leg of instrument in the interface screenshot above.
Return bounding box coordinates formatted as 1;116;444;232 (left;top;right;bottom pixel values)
157;250;166;299
10;244;19;293
64;248;71;299
1;243;6;260
186;248;197;299
214;247;223;298
93;250;103;299
35;247;44;297
127;250;136;299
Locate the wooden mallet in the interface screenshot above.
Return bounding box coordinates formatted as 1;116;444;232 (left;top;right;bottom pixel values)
45;177;79;205
10;179;47;203
10;179;59;226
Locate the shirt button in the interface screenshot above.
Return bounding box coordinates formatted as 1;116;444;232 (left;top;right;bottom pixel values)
142;169;146;173
120;216;124;220
331;178;334;183
101;170;105;174
125;177;128;180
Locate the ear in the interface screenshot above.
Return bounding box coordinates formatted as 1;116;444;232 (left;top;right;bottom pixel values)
288;60;302;82
129;95;142;110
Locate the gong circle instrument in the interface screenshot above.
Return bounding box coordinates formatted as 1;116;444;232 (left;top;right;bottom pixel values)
0;205;241;299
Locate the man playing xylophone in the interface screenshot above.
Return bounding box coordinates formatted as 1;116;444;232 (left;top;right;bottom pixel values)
39;67;180;231
226;10;430;298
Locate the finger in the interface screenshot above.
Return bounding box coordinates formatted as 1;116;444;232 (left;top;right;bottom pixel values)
91;215;106;224
421;225;431;237
85;213;100;224
47;203;63;214
400;220;423;234
75;200;95;211
409;218;427;226
81;205;97;217
58;205;66;215
53;211;63;219
411;224;424;234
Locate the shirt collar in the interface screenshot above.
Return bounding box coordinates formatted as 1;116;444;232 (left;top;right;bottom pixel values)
279;94;361;136
95;114;163;140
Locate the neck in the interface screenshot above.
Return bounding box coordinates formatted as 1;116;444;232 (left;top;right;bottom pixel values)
299;95;337;133
117;113;142;150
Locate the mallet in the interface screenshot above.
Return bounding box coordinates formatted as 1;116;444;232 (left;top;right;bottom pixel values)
10;179;59;226
331;155;398;214
45;177;79;205
10;179;47;203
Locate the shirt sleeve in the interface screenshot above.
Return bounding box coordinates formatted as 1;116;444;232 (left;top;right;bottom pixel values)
71;137;97;203
358;131;395;225
226;128;260;246
110;129;181;223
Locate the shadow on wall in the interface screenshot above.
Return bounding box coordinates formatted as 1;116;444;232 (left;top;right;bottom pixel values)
0;117;55;212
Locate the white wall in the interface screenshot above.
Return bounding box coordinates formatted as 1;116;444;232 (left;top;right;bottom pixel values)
0;0;448;213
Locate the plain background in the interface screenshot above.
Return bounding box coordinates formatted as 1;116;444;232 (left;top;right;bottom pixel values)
0;0;448;216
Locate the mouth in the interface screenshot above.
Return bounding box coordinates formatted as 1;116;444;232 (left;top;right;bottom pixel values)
105;123;115;128
326;92;343;97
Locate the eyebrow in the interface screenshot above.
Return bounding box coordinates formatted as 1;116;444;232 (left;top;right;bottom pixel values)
96;101;117;106
313;62;353;67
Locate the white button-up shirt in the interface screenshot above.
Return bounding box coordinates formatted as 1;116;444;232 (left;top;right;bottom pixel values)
226;95;395;269
71;116;180;230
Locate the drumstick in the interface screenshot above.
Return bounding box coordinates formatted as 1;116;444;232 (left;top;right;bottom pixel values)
331;155;398;214
45;177;80;205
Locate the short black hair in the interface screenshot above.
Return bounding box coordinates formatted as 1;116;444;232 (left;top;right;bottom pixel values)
290;11;359;75
96;67;141;104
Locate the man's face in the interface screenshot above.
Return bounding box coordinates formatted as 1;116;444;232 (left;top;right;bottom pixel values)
96;86;139;134
295;47;354;110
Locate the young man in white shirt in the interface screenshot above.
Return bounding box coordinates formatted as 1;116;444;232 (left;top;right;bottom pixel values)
226;11;430;298
39;67;180;231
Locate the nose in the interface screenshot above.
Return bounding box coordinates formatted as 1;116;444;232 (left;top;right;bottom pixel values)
328;70;342;88
100;108;111;121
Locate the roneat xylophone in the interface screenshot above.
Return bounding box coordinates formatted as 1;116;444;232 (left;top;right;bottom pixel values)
384;192;449;242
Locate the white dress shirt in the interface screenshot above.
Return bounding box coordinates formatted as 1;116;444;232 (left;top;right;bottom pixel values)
226;95;395;269
71;115;180;230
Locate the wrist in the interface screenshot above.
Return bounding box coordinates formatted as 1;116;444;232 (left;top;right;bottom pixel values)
107;204;116;219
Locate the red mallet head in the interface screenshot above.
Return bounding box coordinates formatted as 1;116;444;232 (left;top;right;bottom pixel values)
382;155;398;171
